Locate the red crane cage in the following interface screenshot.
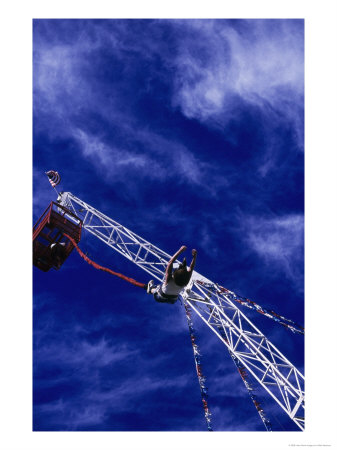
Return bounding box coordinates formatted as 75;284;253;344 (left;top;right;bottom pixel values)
33;202;82;272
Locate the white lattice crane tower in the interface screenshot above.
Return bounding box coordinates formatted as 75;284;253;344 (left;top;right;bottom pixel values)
58;191;305;431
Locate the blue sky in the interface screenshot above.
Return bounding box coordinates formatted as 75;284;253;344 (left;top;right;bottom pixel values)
33;19;305;432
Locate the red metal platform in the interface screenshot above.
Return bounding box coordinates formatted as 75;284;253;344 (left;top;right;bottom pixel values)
33;202;82;272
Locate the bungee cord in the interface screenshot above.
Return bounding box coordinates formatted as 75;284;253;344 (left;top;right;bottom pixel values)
64;233;146;289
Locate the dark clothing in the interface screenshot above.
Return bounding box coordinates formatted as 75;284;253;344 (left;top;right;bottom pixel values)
153;286;179;304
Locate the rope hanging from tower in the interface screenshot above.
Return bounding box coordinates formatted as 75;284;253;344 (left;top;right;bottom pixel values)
216;325;273;431
64;233;146;289
184;301;213;431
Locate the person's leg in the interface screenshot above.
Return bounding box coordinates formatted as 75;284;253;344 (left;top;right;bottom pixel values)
146;280;159;294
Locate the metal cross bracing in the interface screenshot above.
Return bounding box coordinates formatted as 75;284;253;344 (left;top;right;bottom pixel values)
181;282;305;430
58;191;305;430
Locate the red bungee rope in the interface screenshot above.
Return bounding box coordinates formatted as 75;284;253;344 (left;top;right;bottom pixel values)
64;234;146;289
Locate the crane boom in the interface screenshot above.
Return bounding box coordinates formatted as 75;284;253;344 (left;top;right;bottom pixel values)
58;191;305;430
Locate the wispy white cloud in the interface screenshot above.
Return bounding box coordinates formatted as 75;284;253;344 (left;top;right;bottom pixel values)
35;330;139;372
34;44;93;128
246;214;304;261
33;25;219;196
33;30;125;136
34;19;303;194
34;19;304;164
34;313;191;429
171;20;304;127
73;128;160;180
134;128;214;188
73;126;221;196
241;213;304;290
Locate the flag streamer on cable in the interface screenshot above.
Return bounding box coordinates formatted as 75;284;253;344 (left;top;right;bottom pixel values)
195;280;304;335
184;301;213;431
216;325;273;431
46;170;61;188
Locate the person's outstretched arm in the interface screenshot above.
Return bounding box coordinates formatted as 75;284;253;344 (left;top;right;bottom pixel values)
188;249;197;273
164;245;187;284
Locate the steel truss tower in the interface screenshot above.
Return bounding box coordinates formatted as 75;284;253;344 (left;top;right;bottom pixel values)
58;191;305;430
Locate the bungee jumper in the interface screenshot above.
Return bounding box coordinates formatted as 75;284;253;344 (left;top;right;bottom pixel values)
145;246;197;304
64;236;197;304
